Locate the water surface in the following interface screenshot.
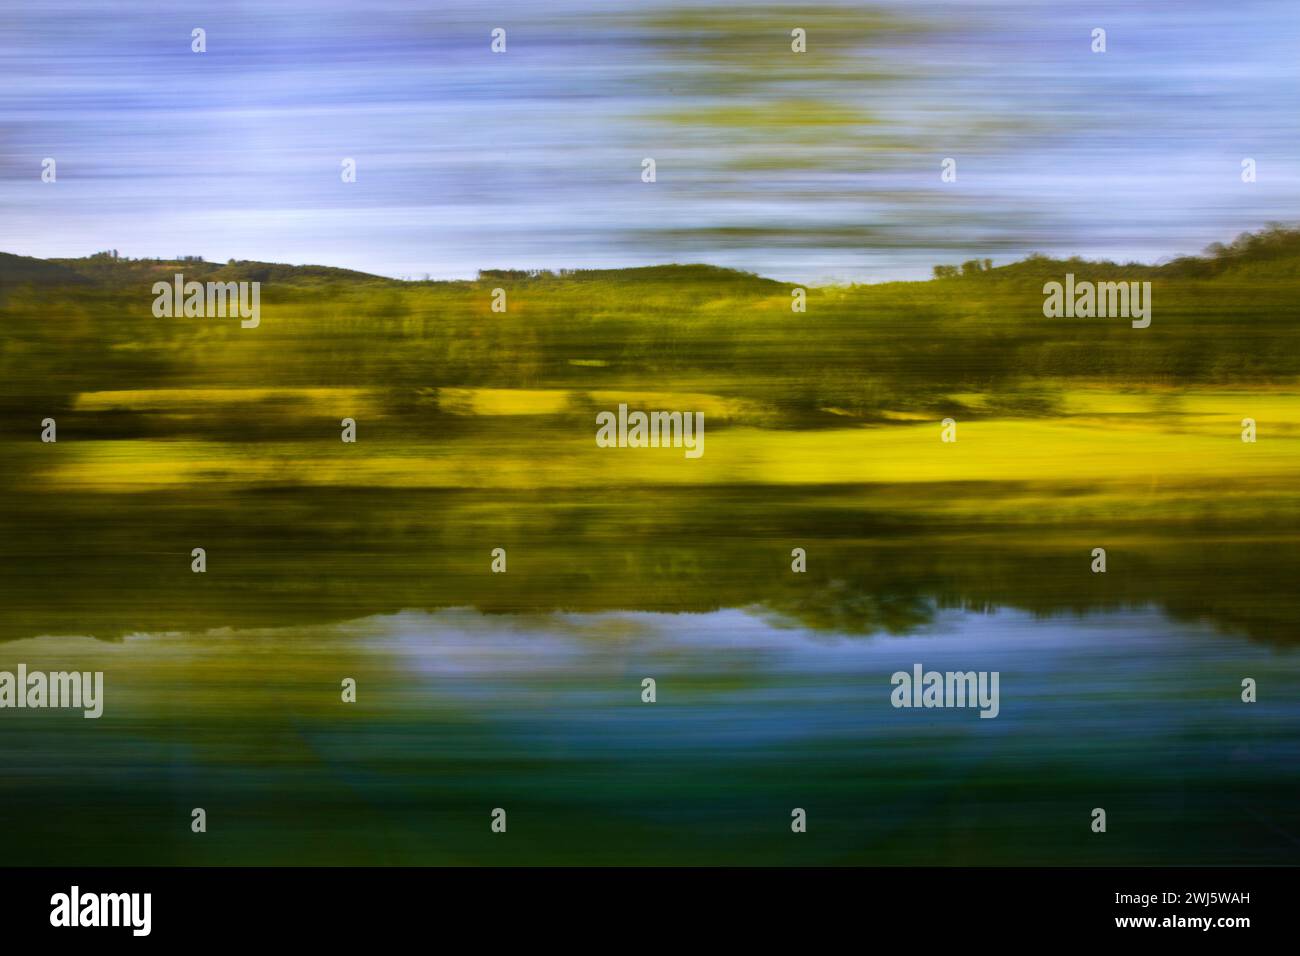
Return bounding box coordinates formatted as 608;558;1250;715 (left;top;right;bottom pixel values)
3;602;1295;865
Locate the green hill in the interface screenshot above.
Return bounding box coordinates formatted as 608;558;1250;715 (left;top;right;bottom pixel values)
2;225;1299;416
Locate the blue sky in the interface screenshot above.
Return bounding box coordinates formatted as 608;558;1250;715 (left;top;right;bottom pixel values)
2;0;1297;283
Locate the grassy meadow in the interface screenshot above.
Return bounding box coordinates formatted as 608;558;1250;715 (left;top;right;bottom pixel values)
2;230;1299;645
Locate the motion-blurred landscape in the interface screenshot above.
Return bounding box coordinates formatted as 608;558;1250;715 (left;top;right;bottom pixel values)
1;230;1297;864
2;0;1298;867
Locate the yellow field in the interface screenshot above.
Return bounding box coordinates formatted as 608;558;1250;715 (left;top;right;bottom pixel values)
35;387;1300;527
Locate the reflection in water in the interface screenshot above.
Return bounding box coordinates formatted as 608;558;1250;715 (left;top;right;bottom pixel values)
1;604;1295;865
